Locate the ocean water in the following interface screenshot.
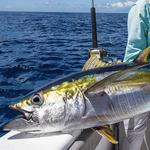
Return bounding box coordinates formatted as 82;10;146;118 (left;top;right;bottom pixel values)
0;12;128;136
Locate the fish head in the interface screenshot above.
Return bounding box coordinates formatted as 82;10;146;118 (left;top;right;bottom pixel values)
9;92;45;121
4;90;68;132
4;70;102;133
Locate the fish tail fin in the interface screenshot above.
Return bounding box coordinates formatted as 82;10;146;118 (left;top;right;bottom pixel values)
82;49;121;71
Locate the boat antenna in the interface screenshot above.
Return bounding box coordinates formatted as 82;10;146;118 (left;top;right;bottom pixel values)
91;0;98;49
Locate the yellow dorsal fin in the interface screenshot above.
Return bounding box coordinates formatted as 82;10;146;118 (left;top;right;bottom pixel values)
93;126;118;144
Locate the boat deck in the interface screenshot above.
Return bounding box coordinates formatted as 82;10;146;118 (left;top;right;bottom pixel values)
69;115;150;150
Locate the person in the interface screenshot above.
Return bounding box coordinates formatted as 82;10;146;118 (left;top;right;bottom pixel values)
124;0;150;63
122;0;150;149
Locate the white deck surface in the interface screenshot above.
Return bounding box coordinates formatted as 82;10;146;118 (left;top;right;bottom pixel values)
0;130;81;150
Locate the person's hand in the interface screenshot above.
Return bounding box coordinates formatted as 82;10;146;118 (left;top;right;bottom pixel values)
134;46;150;64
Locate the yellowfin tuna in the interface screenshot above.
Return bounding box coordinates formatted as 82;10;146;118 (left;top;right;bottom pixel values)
4;63;150;144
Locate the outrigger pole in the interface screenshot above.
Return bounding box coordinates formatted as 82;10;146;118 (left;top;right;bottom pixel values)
91;0;98;48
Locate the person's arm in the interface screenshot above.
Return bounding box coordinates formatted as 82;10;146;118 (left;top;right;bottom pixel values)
124;1;149;63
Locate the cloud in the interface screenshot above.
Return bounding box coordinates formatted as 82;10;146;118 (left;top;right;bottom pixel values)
111;0;135;8
111;2;124;8
97;0;135;9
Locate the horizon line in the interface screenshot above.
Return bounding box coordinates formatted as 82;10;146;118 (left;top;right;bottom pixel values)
0;10;128;14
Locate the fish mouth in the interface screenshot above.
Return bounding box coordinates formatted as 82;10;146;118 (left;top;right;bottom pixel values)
3;104;36;132
4;116;37;132
9;104;33;120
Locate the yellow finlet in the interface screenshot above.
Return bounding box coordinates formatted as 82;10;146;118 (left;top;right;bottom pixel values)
93;126;118;144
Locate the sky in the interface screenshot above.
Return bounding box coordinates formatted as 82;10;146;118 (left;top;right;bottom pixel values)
0;0;137;13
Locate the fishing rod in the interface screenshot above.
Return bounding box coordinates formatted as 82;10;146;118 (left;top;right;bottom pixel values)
91;0;98;48
89;0;122;65
89;0;107;60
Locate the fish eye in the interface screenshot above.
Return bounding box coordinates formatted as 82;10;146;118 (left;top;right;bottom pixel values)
31;94;44;106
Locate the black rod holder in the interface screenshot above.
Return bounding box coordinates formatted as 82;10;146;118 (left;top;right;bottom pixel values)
91;0;98;48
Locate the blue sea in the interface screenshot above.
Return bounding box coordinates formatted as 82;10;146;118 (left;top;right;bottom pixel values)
0;12;128;136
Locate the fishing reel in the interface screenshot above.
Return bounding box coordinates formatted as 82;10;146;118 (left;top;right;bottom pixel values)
88;48;108;60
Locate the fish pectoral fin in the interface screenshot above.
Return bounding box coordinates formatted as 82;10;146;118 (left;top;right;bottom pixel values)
93;126;118;144
86;63;149;94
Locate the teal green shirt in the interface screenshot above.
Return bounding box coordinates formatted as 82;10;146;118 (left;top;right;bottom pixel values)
124;0;150;63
